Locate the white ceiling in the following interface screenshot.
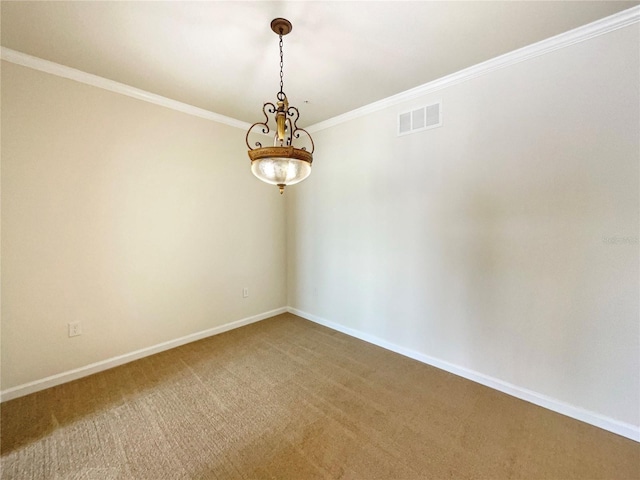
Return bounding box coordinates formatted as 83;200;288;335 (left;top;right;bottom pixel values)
1;1;637;127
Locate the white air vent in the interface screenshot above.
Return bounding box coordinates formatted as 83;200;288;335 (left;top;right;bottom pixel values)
398;101;442;136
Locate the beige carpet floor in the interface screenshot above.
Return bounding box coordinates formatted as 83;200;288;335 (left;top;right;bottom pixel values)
1;313;638;479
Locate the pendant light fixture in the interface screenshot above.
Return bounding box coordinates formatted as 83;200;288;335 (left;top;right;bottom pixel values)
246;18;314;195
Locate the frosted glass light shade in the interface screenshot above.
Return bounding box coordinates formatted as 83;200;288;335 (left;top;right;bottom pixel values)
247;146;313;193
251;157;311;186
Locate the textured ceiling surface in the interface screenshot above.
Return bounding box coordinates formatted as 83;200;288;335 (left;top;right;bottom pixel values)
1;1;637;126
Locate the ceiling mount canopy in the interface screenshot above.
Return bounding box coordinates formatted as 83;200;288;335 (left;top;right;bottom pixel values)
270;17;292;36
246;18;314;195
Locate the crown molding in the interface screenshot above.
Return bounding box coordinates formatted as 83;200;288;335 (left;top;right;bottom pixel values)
2;6;638;134
0;47;252;131
307;5;640;134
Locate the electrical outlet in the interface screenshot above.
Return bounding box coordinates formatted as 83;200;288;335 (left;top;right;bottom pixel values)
68;321;82;337
243;287;249;298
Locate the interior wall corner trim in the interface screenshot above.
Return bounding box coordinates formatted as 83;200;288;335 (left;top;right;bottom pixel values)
287;307;640;443
306;5;640;134
0;47;252;131
0;307;287;403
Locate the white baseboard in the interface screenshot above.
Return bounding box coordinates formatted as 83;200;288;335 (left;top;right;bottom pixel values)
0;307;287;403
5;305;637;442
287;307;640;443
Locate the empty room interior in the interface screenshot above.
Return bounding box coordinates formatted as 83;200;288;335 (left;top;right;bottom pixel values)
1;1;639;479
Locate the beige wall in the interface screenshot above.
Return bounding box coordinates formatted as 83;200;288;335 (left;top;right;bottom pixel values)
287;25;640;427
1;62;287;389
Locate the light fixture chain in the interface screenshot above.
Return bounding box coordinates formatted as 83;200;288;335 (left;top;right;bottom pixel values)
279;33;284;96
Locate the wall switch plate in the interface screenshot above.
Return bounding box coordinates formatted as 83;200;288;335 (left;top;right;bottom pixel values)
243;287;249;298
68;321;82;337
